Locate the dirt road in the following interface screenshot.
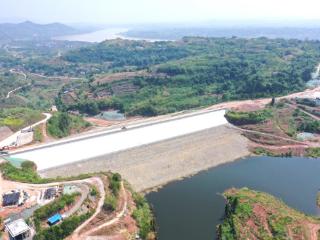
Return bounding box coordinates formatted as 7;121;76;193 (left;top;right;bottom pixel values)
285;102;320;121
70;182;128;239
71;177;105;237
5;69;29;99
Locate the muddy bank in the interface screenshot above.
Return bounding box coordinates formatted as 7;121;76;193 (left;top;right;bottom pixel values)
40;124;250;192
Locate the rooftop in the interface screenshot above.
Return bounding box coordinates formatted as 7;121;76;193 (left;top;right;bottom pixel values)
3;191;20;206
47;213;62;225
44;187;56;199
6;219;30;237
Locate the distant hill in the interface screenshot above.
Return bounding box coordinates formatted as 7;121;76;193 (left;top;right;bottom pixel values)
124;27;320;41
0;21;78;42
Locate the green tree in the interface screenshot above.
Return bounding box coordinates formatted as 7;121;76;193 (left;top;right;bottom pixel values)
58;112;71;134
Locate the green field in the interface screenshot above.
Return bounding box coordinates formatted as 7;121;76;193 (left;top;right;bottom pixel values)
0;107;43;131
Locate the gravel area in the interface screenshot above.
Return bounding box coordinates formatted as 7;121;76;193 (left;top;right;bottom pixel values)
41;125;249;192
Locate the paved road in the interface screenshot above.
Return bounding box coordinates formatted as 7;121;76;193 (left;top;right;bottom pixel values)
10;109;227;170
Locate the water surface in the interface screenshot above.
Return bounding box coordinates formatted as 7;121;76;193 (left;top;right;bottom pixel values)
147;157;320;240
54;28;165;43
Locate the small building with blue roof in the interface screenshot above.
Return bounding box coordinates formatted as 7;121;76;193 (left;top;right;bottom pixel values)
47;213;62;226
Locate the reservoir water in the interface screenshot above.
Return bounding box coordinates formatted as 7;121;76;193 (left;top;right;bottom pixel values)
147;156;320;240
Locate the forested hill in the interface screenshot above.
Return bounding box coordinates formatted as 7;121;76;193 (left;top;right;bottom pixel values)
0;21;77;42
59;37;320;116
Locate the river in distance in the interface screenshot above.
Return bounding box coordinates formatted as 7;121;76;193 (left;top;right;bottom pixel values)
147;156;320;240
54;28;166;43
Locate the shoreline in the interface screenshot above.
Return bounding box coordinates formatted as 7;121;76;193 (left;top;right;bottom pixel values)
141;154;252;194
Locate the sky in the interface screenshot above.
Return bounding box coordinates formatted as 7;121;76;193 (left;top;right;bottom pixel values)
1;0;320;25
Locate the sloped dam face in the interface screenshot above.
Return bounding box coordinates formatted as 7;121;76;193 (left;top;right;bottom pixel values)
11;109;228;170
147;156;320;240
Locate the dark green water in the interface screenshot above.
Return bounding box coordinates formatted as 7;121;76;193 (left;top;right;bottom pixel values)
147;157;320;240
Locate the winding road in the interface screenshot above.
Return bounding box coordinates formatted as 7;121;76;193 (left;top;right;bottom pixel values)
0;113;52;149
70;181;127;239
5;69;29;99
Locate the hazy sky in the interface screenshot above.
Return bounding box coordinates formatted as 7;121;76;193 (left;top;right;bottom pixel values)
1;0;320;25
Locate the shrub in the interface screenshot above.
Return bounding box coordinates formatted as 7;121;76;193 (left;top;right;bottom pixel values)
34;193;78;221
306;148;320;158
33;125;43;142
90;186;99;197
109;173;121;196
21;160;37;171
47;112;90;138
0;162;43;183
132;193;155;239
33;213;92;240
298;120;320;133
225;109;272;125
103;194;117;212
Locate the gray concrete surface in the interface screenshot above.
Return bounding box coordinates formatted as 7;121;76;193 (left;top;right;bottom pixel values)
41;125;250;192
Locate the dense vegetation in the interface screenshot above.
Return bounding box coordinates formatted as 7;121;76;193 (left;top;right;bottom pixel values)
103;173;122;212
2;37;320;118
33;193;79;231
34;213;92;240
33;125;43;142
0;71;28;99
0;107;43;131
60;37;320;116
132;192;156;239
306;147;320;158
298;119;320;133
0;161;43;183
64;39;190;68
47;112;90;138
0;161;94;184
225;109;273;125
218;188;320;240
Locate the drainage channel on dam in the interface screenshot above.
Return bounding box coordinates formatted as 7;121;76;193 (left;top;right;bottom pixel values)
10;109;227;171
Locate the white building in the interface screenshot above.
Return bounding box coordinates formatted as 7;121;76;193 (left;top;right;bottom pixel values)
6;219;31;240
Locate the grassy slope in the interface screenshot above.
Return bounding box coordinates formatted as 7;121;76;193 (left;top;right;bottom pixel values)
218;188;320;240
0;107;43;131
